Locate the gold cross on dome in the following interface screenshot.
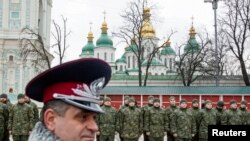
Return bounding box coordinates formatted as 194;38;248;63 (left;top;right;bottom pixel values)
103;11;106;21
89;22;92;31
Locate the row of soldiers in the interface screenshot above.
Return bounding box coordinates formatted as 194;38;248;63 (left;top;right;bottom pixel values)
96;95;250;141
0;93;39;141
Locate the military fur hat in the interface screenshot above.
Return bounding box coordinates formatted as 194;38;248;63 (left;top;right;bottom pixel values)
153;98;160;103
204;100;212;105
0;93;7;99
180;99;187;104
192;99;199;104
217;101;224;107
230;100;237;105
128;97;135;103
124;95;130;100
103;97;111;102
17;94;25;99
148;95;154;100
241;100;247;105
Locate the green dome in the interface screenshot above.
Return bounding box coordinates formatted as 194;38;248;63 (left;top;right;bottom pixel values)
142;57;164;66
96;33;113;47
116;54;126;63
184;37;200;53
80;41;94;56
161;44;176;55
125;44;138;52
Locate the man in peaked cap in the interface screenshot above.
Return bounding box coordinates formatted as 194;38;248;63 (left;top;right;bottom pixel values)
26;58;112;141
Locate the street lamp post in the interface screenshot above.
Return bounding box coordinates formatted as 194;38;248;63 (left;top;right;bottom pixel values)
205;0;219;86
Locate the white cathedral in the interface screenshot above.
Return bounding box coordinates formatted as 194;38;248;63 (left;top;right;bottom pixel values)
0;0;52;94
79;7;185;77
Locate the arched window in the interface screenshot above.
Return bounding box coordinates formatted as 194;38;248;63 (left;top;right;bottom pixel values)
97;53;99;58
170;58;172;70
104;52;107;61
128;56;130;68
120;66;123;71
132;56;135;68
111;53;114;61
9;55;14;61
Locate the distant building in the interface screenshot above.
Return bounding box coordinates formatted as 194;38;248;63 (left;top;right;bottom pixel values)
0;0;52;94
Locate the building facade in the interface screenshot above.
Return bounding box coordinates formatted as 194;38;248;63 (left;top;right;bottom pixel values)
0;0;52;94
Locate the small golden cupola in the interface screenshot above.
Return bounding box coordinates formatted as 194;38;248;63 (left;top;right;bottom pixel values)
141;6;156;38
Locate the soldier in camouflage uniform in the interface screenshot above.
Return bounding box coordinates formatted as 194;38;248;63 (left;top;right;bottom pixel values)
116;95;130;141
142;95;154;141
24;95;39;125
221;100;243;125
144;98;166;141
170;99;196;141
238;100;249;125
215;101;226;125
0;100;9;141
188;99;200;141
96;97;117;141
0;93;13;141
198;100;217;141
8;94;34;141
165;96;178;141
118;97;143;141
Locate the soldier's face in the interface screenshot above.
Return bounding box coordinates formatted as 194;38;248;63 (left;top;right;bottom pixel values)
18;98;25;104
24;96;30;102
205;103;212;109
169;99;176;106
129;102;135;107
180;102;187;108
148;99;153;104
0;98;6;103
153;102;160;107
240;104;246;109
230;103;237;109
192;103;199;108
104;101;111;106
51;106;98;141
124;99;129;104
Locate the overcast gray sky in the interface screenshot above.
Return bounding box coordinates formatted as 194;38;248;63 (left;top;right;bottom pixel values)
51;0;222;66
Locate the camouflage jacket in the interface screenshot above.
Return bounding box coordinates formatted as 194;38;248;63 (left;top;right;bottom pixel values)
116;104;128;133
188;107;200;132
221;108;243;125
238;108;249;125
27;101;39;125
170;108;196;139
96;105;117;135
8;103;34;135
165;105;178;133
214;108;226;125
0;103;8;132
144;106;166;137
198;108;217;139
119;106;143;138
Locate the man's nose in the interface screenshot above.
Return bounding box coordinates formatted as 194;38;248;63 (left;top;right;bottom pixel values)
87;118;98;132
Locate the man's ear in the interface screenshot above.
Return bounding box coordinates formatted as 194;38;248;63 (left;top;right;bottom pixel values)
43;109;58;131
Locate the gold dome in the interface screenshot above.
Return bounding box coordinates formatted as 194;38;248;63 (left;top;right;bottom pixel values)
189;25;196;38
101;20;108;33
87;31;94;42
141;7;155;38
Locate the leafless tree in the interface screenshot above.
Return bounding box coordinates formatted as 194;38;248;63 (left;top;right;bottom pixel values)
113;0;172;86
20;27;53;70
219;0;250;86
176;32;212;86
51;16;71;64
